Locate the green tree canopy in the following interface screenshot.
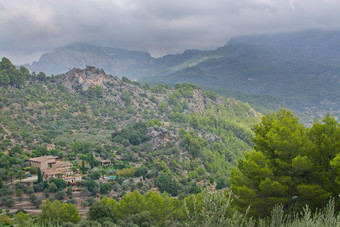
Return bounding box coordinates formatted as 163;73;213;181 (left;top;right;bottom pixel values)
38;199;81;225
88;191;181;226
14;211;30;227
88;196;118;222
231;109;340;218
0;57;30;86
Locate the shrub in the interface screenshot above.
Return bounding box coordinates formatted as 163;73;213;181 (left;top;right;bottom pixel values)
100;183;112;194
116;167;136;178
55;190;66;200
155;174;178;196
0;214;14;226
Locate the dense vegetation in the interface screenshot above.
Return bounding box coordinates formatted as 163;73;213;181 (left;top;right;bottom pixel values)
0;57;259;223
203;87;283;114
2;183;339;226
0;57;31;86
231;109;340;218
0;57;339;226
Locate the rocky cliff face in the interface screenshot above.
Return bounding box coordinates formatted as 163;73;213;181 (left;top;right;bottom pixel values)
56;66;110;91
55;66;146;106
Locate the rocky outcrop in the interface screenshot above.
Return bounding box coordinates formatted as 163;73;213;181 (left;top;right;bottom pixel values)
206;134;222;143
56;66;110;91
55;66;145;106
147;126;169;149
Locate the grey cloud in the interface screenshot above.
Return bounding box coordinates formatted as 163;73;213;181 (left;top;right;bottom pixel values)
1;0;340;64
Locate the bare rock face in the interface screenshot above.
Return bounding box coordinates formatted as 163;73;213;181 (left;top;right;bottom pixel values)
216;97;226;106
187;89;205;114
147;126;169;149
55;66;118;92
54;66;145;106
206;134;222;143
74;68;105;90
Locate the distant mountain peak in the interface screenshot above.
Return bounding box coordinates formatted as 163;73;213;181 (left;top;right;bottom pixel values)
26;42;153;77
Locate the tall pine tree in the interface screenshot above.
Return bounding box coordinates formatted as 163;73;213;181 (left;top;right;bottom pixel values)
82;158;85;174
37;168;42;183
231;109;340;218
90;153;94;169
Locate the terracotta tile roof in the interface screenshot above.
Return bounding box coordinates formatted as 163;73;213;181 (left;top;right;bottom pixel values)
52;161;73;168
63;175;82;180
42;168;61;176
28;155;55;163
42;167;72;176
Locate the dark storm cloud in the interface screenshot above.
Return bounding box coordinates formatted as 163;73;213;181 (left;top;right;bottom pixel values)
1;0;340;64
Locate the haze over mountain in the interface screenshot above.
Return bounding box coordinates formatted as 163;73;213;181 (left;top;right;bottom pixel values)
2;0;340;224
25;30;340;121
26;42;153;79
142;29;340;120
3;0;340;65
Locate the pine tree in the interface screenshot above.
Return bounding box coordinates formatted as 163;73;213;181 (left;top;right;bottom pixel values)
82;158;85;174
37;168;42;183
231;109;340;218
90;153;94;169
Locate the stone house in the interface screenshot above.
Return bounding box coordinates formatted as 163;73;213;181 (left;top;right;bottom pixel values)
28;156;56;169
28;156;74;180
41;161;73;180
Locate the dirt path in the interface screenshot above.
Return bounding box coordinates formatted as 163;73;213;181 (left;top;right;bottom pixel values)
6;208;89;216
4;175;37;185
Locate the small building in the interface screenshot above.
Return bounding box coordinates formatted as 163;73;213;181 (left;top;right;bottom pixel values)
99;159;112;166
28;156;56;169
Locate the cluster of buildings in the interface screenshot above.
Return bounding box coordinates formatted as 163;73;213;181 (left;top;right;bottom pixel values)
27;154;113;184
28;156;81;183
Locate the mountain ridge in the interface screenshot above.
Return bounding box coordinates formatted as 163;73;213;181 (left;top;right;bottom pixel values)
26;42;153;78
23;29;340;121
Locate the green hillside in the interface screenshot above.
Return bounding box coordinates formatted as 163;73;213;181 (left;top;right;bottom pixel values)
0;57;259;199
1;57;339;226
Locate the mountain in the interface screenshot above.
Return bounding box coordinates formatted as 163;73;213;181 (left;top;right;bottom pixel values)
25;30;340;121
2;58;339;225
143;30;340;119
0;60;260;203
26;42;153;78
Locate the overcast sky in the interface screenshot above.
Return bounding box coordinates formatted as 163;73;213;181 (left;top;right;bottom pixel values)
1;0;340;65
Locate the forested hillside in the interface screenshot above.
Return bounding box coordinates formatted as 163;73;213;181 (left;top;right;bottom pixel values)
0;57;258;211
1;57;339;226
